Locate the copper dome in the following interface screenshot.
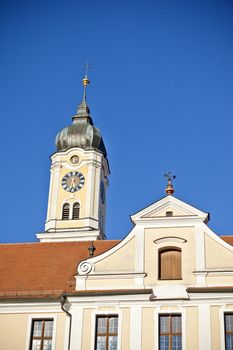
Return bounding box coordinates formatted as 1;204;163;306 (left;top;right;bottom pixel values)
55;100;107;157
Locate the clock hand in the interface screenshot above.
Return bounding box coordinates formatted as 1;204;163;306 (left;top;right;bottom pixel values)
70;177;76;189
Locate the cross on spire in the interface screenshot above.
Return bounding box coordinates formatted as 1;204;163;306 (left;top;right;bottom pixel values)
84;62;90;78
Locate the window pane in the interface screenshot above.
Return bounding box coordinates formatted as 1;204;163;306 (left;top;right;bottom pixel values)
109;317;118;333
160;316;169;333
172;335;182;349
32;339;41;350
226;334;233;350
97;318;107;333
33;321;42;336
159;335;169;350
44;320;53;337
108;336;118;350
172;316;182;333
226;315;233;332
43;339;52;350
96;336;106;350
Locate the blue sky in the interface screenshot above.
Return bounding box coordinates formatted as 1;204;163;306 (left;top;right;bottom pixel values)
0;0;233;242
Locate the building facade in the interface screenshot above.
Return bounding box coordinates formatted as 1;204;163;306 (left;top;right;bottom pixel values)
1;76;233;350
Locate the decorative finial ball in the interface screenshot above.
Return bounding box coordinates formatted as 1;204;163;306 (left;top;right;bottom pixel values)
83;77;90;87
165;186;174;195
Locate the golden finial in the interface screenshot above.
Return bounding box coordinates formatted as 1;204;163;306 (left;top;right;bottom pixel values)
82;62;90;101
164;172;176;195
83;77;90;87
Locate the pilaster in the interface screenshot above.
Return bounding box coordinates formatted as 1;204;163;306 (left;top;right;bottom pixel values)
130;306;142;350
198;304;212;350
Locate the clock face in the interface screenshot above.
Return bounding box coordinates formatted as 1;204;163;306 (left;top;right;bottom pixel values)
62;172;85;193
70;155;79;164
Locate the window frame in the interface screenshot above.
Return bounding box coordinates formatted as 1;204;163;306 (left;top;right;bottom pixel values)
158;246;182;280
29;318;54;350
224;313;233;350
154;309;186;350
159;314;182;350
24;314;57;350
91;310;122;350
95;314;118;350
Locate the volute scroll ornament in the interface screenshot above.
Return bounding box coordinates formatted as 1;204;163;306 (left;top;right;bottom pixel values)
78;261;94;275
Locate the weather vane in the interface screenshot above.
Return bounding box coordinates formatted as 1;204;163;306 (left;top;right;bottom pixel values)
164;172;176;195
82;62;90;102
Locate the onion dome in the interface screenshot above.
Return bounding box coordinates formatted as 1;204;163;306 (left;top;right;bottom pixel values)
55;75;107;158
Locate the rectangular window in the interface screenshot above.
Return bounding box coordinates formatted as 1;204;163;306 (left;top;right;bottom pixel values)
95;315;118;350
159;248;182;280
29;319;54;350
225;314;233;350
159;314;182;350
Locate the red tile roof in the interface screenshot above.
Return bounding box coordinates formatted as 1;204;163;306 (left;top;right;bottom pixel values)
220;236;233;246
0;241;119;298
1;235;233;300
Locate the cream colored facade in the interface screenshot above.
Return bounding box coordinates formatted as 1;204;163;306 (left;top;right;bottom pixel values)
71;195;233;350
37;146;109;242
0;309;67;350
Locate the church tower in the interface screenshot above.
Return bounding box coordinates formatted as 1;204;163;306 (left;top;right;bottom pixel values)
37;75;109;242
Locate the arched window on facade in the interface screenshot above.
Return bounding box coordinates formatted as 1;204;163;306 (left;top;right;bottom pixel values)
62;203;70;220
72;203;80;220
159;247;182;280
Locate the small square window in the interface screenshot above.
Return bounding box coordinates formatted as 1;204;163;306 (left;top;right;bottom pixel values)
166;211;173;217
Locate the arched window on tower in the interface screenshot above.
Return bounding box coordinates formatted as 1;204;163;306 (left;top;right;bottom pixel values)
159;247;182;280
72;203;80;220
62;203;70;220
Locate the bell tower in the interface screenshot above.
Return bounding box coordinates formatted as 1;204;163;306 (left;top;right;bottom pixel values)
37;75;109;242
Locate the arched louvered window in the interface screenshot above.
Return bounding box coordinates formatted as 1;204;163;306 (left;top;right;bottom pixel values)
72;203;80;220
159;248;182;280
62;203;70;220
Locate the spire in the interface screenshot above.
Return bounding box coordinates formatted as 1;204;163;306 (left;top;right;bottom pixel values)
73;64;91;120
56;67;107;157
164;172;176;195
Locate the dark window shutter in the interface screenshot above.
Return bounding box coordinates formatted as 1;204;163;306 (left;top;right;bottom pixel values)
159;248;181;279
62;203;70;220
72;203;80;220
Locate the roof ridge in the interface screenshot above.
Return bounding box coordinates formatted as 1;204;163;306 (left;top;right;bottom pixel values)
0;240;121;247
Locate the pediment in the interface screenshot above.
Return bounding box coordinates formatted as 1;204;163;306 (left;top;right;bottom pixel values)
142;203;194;218
131;195;209;223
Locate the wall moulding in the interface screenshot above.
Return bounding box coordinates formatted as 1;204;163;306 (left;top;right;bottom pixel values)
154;236;187;244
